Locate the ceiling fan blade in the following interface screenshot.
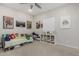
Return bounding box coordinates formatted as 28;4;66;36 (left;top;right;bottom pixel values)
35;3;42;9
30;5;33;9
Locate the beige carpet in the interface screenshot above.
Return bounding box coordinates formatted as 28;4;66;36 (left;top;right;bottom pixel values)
0;41;79;56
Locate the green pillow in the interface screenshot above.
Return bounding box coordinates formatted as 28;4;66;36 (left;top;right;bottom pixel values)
2;34;8;39
25;35;31;40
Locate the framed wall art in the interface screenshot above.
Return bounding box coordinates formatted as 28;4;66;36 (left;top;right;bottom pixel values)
16;21;25;27
27;21;32;29
36;21;40;29
60;16;71;28
3;16;14;29
41;23;43;28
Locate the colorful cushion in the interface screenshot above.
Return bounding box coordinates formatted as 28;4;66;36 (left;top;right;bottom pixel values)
25;34;31;40
15;33;19;37
9;34;16;39
2;34;7;39
9;34;12;39
4;34;10;41
12;34;16;39
20;34;25;37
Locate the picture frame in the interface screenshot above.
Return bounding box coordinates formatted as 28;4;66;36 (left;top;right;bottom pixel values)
3;16;14;29
16;21;25;27
36;21;40;29
60;16;71;28
41;23;43;28
27;21;32;29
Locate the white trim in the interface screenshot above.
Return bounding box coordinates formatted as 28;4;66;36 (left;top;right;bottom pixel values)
55;42;79;49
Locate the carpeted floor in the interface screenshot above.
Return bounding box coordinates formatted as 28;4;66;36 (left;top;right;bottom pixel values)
0;41;79;56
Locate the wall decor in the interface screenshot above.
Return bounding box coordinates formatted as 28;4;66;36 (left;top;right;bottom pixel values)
36;21;40;29
3;16;14;29
60;17;71;28
16;21;25;27
27;21;32;29
41;23;43;28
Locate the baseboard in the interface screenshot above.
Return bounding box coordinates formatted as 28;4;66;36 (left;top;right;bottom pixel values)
55;42;79;49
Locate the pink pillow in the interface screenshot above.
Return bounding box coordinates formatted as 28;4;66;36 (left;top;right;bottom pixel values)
9;34;16;39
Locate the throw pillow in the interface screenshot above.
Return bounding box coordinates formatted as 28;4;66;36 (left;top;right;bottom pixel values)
10;34;16;39
4;34;10;41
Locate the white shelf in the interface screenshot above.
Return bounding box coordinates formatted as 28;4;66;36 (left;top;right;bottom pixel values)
40;33;55;44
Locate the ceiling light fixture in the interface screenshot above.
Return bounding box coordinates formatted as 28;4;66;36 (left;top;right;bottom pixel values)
28;8;32;12
20;3;42;12
28;5;33;12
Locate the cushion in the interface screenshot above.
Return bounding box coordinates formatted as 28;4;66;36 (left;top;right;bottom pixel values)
8;34;12;39
20;34;25;37
2;34;7;39
25;34;31;40
4;34;10;41
10;34;16;39
15;33;19;37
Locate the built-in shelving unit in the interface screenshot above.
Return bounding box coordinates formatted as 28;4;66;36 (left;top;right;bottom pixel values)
41;32;55;44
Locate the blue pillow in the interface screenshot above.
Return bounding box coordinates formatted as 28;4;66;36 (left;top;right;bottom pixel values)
4;34;10;41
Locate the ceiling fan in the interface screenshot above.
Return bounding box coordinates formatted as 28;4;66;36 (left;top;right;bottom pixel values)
20;3;42;9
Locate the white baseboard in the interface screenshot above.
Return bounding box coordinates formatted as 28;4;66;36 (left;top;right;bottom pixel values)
55;42;79;49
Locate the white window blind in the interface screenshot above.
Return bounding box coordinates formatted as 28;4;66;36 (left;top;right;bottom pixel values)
43;17;55;32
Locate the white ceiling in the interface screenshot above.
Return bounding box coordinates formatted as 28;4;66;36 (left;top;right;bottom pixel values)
1;3;66;16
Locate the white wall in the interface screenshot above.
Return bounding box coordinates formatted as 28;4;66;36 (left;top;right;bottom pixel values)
33;4;79;48
0;5;33;41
